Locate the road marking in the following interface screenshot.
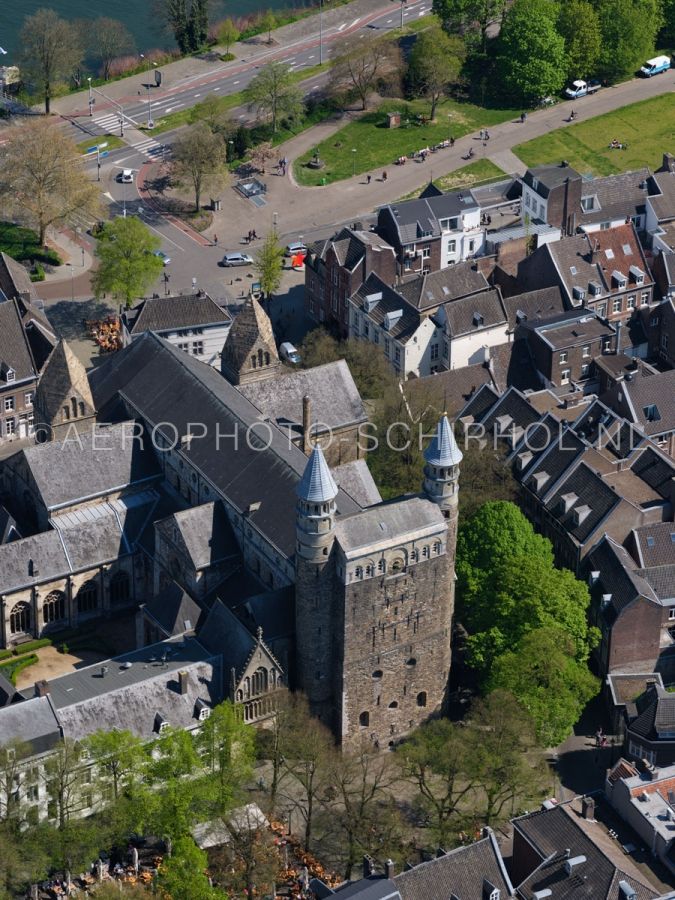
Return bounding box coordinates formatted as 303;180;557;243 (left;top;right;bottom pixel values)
233;80;240;84
308;54;315;59
238;113;246;119
337;22;347;31
418;10;424;15
349;17;361;27
213;86;220;91
386;18;392;23
194;93;201;97
312;84;320;89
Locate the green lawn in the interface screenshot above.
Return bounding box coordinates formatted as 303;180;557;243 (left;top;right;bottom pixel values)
293;98;520;186
399;159;507;200
514;94;675;177
0;221;61;265
76;134;125;154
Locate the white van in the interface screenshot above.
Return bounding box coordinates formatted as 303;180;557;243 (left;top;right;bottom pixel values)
280;342;301;364
640;55;671;77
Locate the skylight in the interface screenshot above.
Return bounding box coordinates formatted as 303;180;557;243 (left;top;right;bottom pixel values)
570;265;578;275
643;404;661;422
622;244;633;255
647;536;655;548
605;248;615;260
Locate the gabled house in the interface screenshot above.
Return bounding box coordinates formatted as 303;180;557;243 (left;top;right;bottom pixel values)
376;186;484;275
304;227;396;337
600;369;675;459
646;154;675;247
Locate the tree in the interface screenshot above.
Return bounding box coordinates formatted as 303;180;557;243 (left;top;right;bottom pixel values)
19;8;82;113
216;806;281;898
92;216;163;308
331;35;401;110
164;0;190;53
172;122;227;211
43;739;85;830
0;121;101;246
490;627;600;746
218;18;240;54
244;61;303;133
661;0;675;45
196;700;255;815
557;0;602;80
188;0;210;49
407;27;465;119
431;0;507;51
91;17;135;81
468;690;545;826
399;719;476;847
83;729;145;802
326;749;399;879
595;0;663;82
254;228;285;298
189;95;233;136
0;740;30;824
146;728;203;839
157;836;221;900
260;10;277;44
495;0;567;105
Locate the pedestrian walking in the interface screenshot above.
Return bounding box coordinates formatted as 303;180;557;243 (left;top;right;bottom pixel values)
367;174;371;184
450;136;455;148
485;130;490;140
252;229;258;240
213;234;218;246
382;171;387;182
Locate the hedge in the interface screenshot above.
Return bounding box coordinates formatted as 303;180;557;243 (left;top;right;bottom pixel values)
0;654;38;685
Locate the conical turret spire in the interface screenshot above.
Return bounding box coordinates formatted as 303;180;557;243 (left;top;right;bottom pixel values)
296;444;338;503
424;414;463;467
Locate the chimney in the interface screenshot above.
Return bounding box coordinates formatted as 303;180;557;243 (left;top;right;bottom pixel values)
384;859;395;879
363;855;374;878
615;320;622;355
35;680;50;697
178;670;189;695
582;796;595;820
564;855;586;875
662;152;675;173
302;395;312;455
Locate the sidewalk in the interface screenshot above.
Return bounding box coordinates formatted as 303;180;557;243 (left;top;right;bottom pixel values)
52;0;395;118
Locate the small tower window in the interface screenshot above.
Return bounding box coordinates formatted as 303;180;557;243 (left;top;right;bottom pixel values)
366;564;374;577
433;542;442;555
359;711;369;727
422;546;430;558
410;549;418;563
416;691;427;708
388;701;398;709
355;566;363;579
372;670;383;679
378;559;386;573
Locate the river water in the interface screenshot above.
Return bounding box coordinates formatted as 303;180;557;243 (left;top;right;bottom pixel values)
0;0;309;59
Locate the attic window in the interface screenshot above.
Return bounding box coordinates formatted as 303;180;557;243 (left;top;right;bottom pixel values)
643;404;661;422
647;536;655;548
5;368;15;383
622;244;633;256
605;248;615;260
516;309;527;324
473;312;484;327
570;265;578;275
580;196;596;212
574;504;591;526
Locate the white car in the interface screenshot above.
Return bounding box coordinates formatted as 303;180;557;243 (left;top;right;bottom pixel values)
220;252;254;267
118;169;134;183
285;241;307;257
154;250;171;266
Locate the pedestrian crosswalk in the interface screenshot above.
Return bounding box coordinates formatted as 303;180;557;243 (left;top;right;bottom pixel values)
93;112;124;133
132;137;168;161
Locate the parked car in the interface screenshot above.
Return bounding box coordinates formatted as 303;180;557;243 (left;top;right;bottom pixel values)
220;252;253;267
280;342;301;364
564;79;601;99
154;250;171;266
640;55;671;76
285;241;307;257
118;169;134;183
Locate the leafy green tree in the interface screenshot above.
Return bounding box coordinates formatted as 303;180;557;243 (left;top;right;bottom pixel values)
468;690;545;826
0;120;101;245
43;739;85;830
595;0;663;81
244;61;303;133
495;0;567;105
0;820;50;899
92;216;163;308
189;0;210;48
557;0;602;80
260;9;278;44
164;0;190;53
157;836;222;900
172;122;227;211
398;719;475;847
254;228;285;298
90;17;135;80
218;18;240;54
407;27;465;119
20;8;82;113
0;740;30;824
147;728;203;840
661;0;675;44
217;806;281;898
83;729;146;801
431;0;507;50
489;627;600;746
196;700;255;814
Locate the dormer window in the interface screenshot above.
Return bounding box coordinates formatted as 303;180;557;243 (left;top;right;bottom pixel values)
5;368;14;383
195;699;211;721
473;311;484;327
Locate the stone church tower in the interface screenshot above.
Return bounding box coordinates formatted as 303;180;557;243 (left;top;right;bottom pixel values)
221;296;281;386
294;416;461;748
33;340;96;442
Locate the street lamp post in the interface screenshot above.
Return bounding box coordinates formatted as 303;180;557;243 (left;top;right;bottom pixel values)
352;147;356;177
146;84;154;129
400;0;405;28
81;246;85;267
448;113;452;142
319;0;324;64
118;115;124;138
69;265;74;302
87;76;93;116
163;272;171;296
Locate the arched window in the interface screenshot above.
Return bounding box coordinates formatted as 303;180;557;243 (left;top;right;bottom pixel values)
110;571;130;604
62;405;70;421
391;557;404;572
416;691;427;708
388;700;398;709
265;352;270;365
251;355;257;368
252;667;268;695
77;580;98;614
355;566;363;579
359;711;369;727
410;549;418;563
422;545;430;558
378;559;386;573
43;590;65;625
258;349;264;367
433;542;442;555
366;564;374;577
372;669;383;680
10;602;30;635
71;397;78;418
406;657;417;668
79;402;85;417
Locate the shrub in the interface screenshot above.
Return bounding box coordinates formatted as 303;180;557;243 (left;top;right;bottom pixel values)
0;654;38;685
59;642;69;655
0;649;12;661
13;638;51;655
30;262;45;282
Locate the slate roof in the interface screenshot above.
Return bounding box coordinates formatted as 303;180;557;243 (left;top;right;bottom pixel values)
238;359;368;434
0;297;38;383
404;363;494;418
297;445;338;503
335;497;444;557
29;637;222;741
503;286;567;329
311;227;394;271
197;599;282;680
519;427;586;498
528;311;613;350
398;262;488;310
441;288;507;338
543;462;621;545
630;446;675;500
332;460;382;508
587;536;658;625
631;522;675;568
649;171;675;223
0;672;17;707
523;163;581;197
620;370;675;436
17;421;160;511
159;501;240;571
456;383;500;422
513;803;658;900
0;504;20;544
488;340;544;394
143;581;203;637
573;401;644;460
227;586;295;643
480;386;542;434
351;274;420;344
89;333;361;558
424;415;462;466
395;833;513;900
0;696;61;755
638;565;675;602
629;684;675;741
0;252;37;302
578;169;649;228
126;292;232;335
